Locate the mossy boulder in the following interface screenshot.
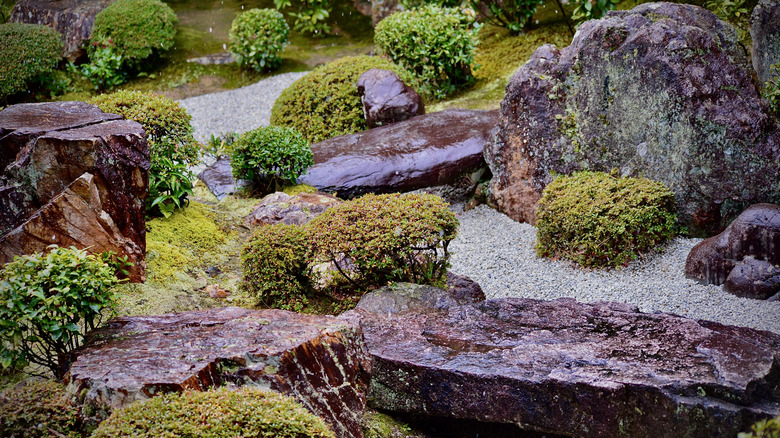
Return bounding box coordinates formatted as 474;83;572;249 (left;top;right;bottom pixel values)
486;2;780;236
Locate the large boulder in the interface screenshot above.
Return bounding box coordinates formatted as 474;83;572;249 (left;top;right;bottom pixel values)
65;307;371;438
197;155;239;201
244;191;342;227
342;296;780;438
357;69;424;129
486;2;780;235
685;203;780;300
10;0;115;62
300;109;498;198
751;0;780;83
0;101;149;281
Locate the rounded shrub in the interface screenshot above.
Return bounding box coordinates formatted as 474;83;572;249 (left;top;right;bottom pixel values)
90;387;335;438
0;246;119;378
0;23;63;101
0;380;81;438
231;126;313;191
90;0;177;66
374;5;480;99
309;193;459;292
241;223;315;311
535;171;679;268
270;55;418;143
229;8;289;72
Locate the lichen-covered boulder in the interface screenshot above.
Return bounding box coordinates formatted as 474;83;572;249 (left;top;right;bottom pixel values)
357;69;424;129
244;191;342;227
486;2;780;235
751;0;780;83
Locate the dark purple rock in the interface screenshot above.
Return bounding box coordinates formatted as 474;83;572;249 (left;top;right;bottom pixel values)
357;69;424;129
751;0;780;83
486;2;780;235
724;257;780;300
244;191;342;227
341;297;780;438
65;307;371;438
446;271;486;304
197;155;238;201
300;109;498;198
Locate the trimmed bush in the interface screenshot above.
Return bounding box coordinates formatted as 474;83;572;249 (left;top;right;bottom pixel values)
0;246;119;378
229;8;289;72
309;193;459;292
90;0;177;66
0;23;63;101
375;5;480;99
241;224;315;311
231;126;313;192
90;90;199;217
739;415;780;438
90;387;335;438
270;55;418;143
0;380;81;438
535;171;679;268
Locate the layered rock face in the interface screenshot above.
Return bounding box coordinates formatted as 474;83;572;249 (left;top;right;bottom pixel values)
66;307;371;438
10;0;115;61
487;2;780;235
0;101;149;281
343;296;780;437
300;109;498;198
244;191;342;227
686;203;780;300
357;69;424;129
751;0;780;83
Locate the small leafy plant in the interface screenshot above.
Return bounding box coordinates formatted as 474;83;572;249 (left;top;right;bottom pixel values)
470;0;545;34
762;63;780;119
229;8;289;72
705;0;750;20
274;0;332;35
0;246;120;379
738;415;780;438
572;0;619;26
230;126;313;193
73;41;126;91
0;23;63;102
0;380;82;438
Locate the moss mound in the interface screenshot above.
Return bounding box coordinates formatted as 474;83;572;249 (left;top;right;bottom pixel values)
0;23;63;101
0;380;80;438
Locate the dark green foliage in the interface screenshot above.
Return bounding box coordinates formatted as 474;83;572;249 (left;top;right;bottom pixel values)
229;8;289;72
274;0;332;35
270;55;418;143
74;43;126;91
374;5;481;99
230;126;313;192
241;224;315;311
739;415;780;438
763;63;780;119
0;380;81;438
535;171;679;268
572;0;619;26
0;246;119;378
0;23;63;101
90;90;200;217
309;193;459;292
471;0;545;34
90;387;335;438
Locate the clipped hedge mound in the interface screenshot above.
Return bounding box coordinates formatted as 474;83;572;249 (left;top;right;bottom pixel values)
535;171;679;268
0;23;63;101
0;380;80;438
90;387;335;438
270;55;418;143
230;126;313;191
229;8;289;72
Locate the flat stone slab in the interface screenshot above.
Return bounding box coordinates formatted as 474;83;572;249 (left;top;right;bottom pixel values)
342;297;780;437
66;307;371;438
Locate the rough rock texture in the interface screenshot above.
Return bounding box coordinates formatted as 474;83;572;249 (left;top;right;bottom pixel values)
487;2;780;235
751;0;780;83
0;101;149;281
446;271;486;304
198;156;239;201
357;69;424;129
341;297;780;438
65;307;371;438
10;0;115;62
686;203;780;299
300;109;498;198
245;191;342;227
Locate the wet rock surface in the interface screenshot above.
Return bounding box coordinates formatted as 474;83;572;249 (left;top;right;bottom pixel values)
342;297;780;438
244;191;342;227
686;203;780;299
0;101;149;281
197;155;239;201
487;2;780;234
10;0;115;61
751;0;780;83
357;69;424;129
300;109;498;198
66;306;371;438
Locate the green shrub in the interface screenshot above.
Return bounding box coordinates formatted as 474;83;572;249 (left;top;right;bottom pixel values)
572;0;619;26
90;0;177;65
274;0;332;35
739;415;780;438
763;63;780;119
535;171;679;268
0;380;81;438
375;5;480;99
469;0;545;34
241;224;315;311
270;55;418;143
0;246;120;378
90;387;335;438
0;23;63;101
231;126;313;192
229;8;289;72
309;193;458;292
75;42;126;91
90;90;200;217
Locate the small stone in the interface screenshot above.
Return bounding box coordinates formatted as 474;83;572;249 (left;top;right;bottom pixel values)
205;285;230;299
357;69;424;129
